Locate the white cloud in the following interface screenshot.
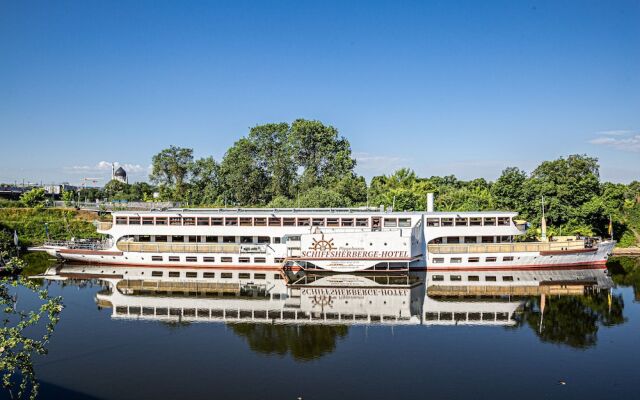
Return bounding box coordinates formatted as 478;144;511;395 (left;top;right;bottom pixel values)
67;161;147;173
589;131;640;153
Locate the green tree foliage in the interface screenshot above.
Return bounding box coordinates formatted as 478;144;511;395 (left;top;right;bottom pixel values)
220;138;269;205
188;157;221;205
19;189;46;208
150;146;194;199
491;167;527;211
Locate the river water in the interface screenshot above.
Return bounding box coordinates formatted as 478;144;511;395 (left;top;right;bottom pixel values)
3;257;639;399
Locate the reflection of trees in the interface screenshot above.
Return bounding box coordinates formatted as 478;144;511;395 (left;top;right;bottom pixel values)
229;323;349;361
607;256;640;301
517;291;625;349
1;256;63;399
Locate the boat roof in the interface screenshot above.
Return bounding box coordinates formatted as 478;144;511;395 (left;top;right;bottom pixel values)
111;207;518;217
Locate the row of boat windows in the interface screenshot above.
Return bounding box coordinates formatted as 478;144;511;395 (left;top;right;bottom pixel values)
426;217;512;227
431;275;515;282
425;312;510;321
148;271;282;279
150;255;285;264
432;256;515;263
134;235;281;244
430;236;513;244
115;216;413;228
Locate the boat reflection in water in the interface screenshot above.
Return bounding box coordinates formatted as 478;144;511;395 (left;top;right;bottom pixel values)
40;262;619;334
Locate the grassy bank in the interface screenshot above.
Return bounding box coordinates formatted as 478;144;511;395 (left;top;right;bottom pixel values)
0;207;100;246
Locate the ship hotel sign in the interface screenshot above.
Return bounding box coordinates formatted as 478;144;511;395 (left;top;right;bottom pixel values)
301;234;408;258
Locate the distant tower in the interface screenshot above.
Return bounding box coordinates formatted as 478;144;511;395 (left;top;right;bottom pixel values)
112;164;128;184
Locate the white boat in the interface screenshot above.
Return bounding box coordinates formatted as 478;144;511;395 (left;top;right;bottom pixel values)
41;200;615;272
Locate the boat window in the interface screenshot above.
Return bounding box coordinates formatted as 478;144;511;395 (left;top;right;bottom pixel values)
139;235;151;242
464;237;477;243
469;217;482;226
205;236;218;243
497;236;511;243
485;276;497;282
468;257;480;263
203;257;215;262
254;273;266;279
273;237;281;244
152;271;163;277
356;218;369;227
171;235;184;242
257;236;270;243
441;218;454;227
287;236;301;241
151;256;163;261
274;258;285;263
155;236;168;242
268;217;282;226
116;216;128;225
398;218;411;227
239;257;250;263
432;258;444;263
168;256;179;262
183;217;195;226
203;272;215;277
426;218;440;227
186;256;197;262
254;257;266;263
297;218;310;226
169;271;180;278
129;217;140;225
482;236;494;243
241;236;253;243
188;236;199;243
225;217;238;226
446;237;460;244
197;217;210;226
485;257;497;262
238;272;250;278
502;256;514;262
384;218;398;228
223;236;235;243
221;257;232;263
254;217;267;226
169;217;182;226
432;275;444;281
502;276;514;282
451;258;462;263
341;218;354;227
483;217;496;226
239;217;252;226
455;217;468;226
326;218;339;227
450;275;462;281
142;217;154;225
155;217;167;225
468;275;480;281
211;217;223;226
186;272;197;278
312;218;325;226
497;217;510;226
274;273;282;279
283;218;296;226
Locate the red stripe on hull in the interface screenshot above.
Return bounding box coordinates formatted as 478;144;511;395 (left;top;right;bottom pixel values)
64;261;282;270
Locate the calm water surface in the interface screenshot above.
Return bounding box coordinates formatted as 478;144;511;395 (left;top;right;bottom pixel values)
4;258;640;400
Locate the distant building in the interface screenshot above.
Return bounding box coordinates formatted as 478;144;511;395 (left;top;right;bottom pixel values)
112;164;128;184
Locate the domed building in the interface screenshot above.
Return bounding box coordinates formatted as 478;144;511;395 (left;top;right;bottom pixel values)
111;164;128;184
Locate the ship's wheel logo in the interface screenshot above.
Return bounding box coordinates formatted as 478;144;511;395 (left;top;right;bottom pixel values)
310;233;335;251
311;295;334;312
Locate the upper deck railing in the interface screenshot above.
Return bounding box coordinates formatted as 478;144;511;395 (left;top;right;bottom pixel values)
427;240;588;255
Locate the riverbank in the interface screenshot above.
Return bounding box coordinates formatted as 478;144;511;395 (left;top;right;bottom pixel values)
0;207;100;246
613;247;640;256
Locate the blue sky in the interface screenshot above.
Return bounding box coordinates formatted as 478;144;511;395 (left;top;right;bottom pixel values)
1;0;638;185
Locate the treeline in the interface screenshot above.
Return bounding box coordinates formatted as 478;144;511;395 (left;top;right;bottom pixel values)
19;119;640;246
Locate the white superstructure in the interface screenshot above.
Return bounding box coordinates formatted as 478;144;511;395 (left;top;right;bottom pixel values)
42;206;615;272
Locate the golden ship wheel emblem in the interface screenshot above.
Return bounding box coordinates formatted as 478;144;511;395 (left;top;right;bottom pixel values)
310;233;335;251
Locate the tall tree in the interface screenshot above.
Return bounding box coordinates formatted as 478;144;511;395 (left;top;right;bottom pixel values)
149;146;194;199
491;167;527;211
188;156;221;205
247;122;296;198
220;138;269;205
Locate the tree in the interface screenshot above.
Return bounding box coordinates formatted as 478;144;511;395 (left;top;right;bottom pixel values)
149;146;194;199
297;187;350;208
248;122;296;198
61;189;74;206
289;119;356;191
19;188;46;208
219;138;269;205
491;167;527;211
188;157;222;205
